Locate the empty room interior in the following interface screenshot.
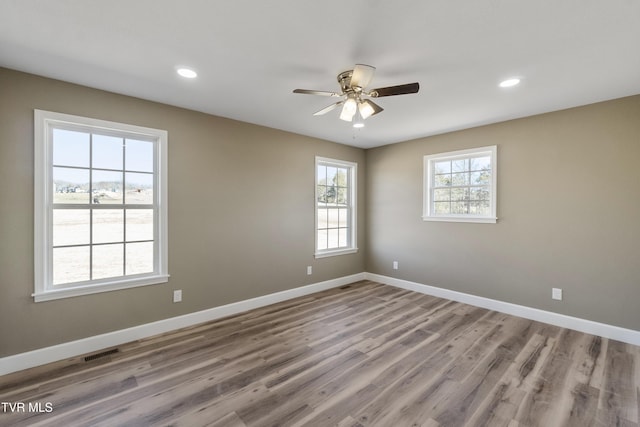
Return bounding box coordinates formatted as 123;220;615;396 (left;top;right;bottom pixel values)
1;1;639;426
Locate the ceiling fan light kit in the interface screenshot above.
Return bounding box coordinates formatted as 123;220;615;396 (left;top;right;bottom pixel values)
352;112;365;129
294;64;419;126
340;96;358;121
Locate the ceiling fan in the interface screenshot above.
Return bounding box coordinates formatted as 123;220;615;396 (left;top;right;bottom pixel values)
293;64;419;127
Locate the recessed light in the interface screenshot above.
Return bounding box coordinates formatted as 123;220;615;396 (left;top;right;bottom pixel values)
499;78;520;88
177;68;197;79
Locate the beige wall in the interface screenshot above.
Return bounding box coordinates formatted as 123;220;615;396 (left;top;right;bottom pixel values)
0;68;366;357
366;95;640;331
2;66;638;359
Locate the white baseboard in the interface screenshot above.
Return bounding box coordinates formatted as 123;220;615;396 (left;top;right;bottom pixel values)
366;273;640;347
3;271;638;377
0;273;366;376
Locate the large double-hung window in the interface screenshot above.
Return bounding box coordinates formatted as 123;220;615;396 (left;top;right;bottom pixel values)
34;110;168;301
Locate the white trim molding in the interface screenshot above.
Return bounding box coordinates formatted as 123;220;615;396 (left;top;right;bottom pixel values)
366;273;640;347
0;273;365;376
3;271;639;376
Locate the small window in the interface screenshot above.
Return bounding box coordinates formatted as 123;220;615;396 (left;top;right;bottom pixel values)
315;157;358;258
423;146;497;223
34;110;169;301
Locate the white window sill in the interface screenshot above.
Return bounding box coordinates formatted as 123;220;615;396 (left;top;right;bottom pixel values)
422;216;497;224
314;248;359;259
33;274;170;302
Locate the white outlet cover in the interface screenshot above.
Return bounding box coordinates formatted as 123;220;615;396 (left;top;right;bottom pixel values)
552;288;562;301
173;290;182;303
307;266;312;275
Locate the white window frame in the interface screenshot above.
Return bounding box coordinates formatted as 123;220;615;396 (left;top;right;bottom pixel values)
423;145;497;223
34;110;169;302
315;157;358;258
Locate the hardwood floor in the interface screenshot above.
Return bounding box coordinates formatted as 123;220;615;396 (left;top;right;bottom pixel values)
1;280;638;426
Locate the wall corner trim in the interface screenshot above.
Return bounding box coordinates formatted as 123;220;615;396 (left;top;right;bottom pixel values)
0;273;366;376
365;272;640;347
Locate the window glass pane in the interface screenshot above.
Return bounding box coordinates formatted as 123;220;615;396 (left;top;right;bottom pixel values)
328;209;339;228
479;200;490;214
469;200;491;215
471;186;491;201
126;210;154;242
326;167;337;186
53;209;90;246
93;244;124;279
93;209;124;244
327;229;339;249
452;159;469;173
470;156;491;172
434;161;451;174
53;246;90;285
470;171;490;185
433;188;450;202
126;242;154;275
336;187;347;205
52;129;89;168
451;172;469;186
317;185;327;204
125;139;154;172
325;186;336;205
53;167;90;204
434;174;451;187
338;208;348;228
317;230;328;250
338;228;347;247
452;201;469;214
317;208;328;229
125;172;153;204
317;165;326;183
93;134;123;170
93;170;123;204
335;168;347;187
434;201;450;215
451;187;469;201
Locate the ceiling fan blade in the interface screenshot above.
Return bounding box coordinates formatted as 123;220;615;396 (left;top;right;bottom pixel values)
371;82;419;97
350;64;376;89
358;99;384;119
313;101;344;116
293;89;340;97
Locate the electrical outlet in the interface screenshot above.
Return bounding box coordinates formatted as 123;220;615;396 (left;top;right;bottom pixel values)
173;290;182;303
552;288;562;301
307;266;312;275
393;261;399;270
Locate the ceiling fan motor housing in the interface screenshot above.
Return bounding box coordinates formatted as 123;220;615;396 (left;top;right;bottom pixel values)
338;70;357;94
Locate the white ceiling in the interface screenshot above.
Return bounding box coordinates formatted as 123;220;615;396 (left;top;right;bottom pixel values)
1;1;639;149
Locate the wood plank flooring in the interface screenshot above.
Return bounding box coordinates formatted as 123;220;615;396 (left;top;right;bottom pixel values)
1;280;639;426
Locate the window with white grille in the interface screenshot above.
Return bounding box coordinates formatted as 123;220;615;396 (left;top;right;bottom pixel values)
34;110;168;301
423;146;497;223
315;157;357;257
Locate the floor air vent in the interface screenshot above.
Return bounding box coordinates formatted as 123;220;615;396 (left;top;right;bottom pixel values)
84;348;119;362
339;285;352;290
